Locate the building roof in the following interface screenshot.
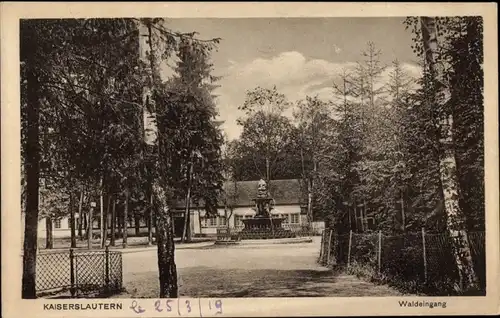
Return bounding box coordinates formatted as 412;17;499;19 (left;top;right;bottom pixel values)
175;178;306;209
225;179;304;207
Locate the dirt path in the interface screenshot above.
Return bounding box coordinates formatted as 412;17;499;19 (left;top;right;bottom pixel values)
118;237;404;298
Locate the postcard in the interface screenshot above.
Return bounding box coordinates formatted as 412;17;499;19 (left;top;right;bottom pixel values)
1;2;498;317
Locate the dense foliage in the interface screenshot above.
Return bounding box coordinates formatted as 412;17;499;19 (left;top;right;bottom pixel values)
20;18;222;298
21;18;223;226
227;18;484;237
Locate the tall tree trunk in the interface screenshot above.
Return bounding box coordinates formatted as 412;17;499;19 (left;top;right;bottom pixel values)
70;192;76;248
45;217;53;249
134;211;141;236
347;203;352;231
77;189;84;240
400;191;405;231
99;177;105;248
300;144;311;227
88;203;94;249
140;18;178;297
186;207;192;241
139;17;156;246
359;204;365;232
307;178;313;225
103;192;111;246
117;204;122;239
83;211;88;240
265;157;270;185
22;29;41;297
110;197;116;246
182;159;194;243
420;17;479;291
123;187;130;248
353;200;358;232
309;159;318;227
224;205;228;230
148;194;153;245
153;180;178;298
363;200;368;231
300;145;306;180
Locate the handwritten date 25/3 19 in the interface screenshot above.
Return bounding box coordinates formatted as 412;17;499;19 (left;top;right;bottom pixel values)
129;299;223;315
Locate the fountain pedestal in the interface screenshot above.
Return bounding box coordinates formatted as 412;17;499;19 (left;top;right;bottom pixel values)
239;216;295;239
239;190;296;239
242;216;285;230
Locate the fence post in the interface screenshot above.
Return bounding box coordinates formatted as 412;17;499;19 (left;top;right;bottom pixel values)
378;230;382;274
105;245;110;291
69;248;76;297
324;230;328;262
347;230;353;268
422;227;427;283
326;229;333;266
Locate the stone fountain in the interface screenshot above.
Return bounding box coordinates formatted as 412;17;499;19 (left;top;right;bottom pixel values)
239;179;295;239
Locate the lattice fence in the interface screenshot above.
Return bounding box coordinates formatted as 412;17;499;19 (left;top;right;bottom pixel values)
36;247;122;297
36;251;72;291
318;229;486;295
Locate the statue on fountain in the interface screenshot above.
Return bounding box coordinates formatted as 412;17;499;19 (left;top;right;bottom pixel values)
255;179;272;217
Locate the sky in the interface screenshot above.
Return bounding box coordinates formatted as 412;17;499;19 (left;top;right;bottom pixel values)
163;18;421;140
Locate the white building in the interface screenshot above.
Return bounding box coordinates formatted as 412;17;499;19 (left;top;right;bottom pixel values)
24;179;324;239
185;178;310;237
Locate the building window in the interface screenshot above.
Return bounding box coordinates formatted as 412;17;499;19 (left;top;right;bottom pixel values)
54;218;62;229
235;215;243;226
290;214;299;224
205;217;217;227
219;216;227;226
